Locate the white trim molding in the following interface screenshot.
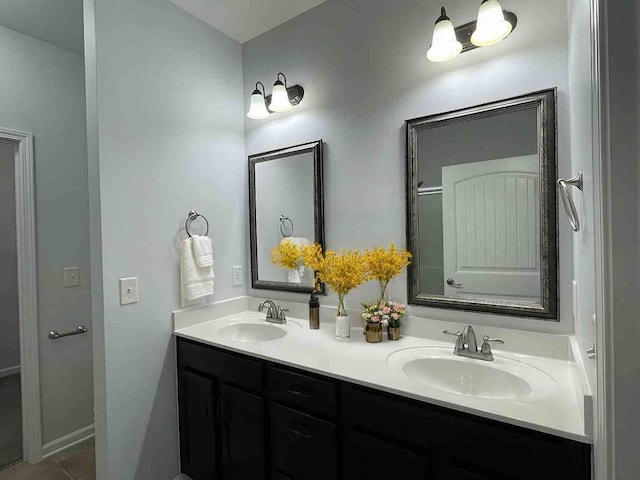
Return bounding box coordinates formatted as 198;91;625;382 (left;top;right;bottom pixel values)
41;424;95;459
0;127;42;464
0;365;21;378
591;0;615;479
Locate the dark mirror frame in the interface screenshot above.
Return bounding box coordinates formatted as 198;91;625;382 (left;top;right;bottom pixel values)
405;89;558;320
249;140;325;294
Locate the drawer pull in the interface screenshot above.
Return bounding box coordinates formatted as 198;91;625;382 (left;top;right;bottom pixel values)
286;422;316;439
285;386;314;399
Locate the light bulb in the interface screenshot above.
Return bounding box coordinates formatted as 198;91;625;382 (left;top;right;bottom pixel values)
427;7;462;62
471;0;513;47
269;79;293;112
247;84;270;120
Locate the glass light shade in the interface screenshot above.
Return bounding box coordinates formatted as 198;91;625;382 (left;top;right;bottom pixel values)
247;91;270;119
427;17;462;62
470;0;513;47
269;82;293;112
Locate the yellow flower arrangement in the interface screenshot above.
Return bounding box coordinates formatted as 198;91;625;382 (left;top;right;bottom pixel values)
301;244;369;316
364;243;412;302
270;240;303;270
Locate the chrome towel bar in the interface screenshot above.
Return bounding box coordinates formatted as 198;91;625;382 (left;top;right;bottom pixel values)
48;325;88;340
558;172;583;232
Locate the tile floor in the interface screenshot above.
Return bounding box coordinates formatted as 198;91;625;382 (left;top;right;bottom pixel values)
0;438;95;480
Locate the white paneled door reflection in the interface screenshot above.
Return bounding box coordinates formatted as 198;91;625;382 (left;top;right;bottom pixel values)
442;156;540;301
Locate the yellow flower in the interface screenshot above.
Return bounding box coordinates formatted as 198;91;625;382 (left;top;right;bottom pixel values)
300;244;369;315
364;243;412;301
270;240;303;270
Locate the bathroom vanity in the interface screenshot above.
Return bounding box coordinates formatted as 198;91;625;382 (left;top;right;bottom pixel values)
175;309;592;480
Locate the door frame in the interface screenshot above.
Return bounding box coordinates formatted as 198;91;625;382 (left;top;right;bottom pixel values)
591;0;614;478
0;127;42;463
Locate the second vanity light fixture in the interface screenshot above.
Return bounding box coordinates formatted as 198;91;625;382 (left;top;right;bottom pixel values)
247;72;305;120
427;0;517;63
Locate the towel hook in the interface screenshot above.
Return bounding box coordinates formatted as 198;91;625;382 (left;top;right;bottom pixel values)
279;215;293;238
185;210;209;237
558;172;583;232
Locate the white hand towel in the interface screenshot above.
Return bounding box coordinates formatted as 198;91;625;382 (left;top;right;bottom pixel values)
181;237;214;301
192;235;214;268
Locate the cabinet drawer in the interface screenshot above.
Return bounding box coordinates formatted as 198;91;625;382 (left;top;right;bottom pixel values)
177;338;263;392
271;404;337;480
268;367;337;417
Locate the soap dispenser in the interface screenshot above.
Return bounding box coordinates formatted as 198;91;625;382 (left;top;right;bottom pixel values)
309;290;320;330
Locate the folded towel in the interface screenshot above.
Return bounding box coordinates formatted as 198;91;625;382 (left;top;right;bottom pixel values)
192;235;214;268
181;237;214;301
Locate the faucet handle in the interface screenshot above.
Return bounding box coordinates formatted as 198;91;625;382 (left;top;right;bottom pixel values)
443;330;465;351
442;330;462;337
481;335;504;356
277;306;289;321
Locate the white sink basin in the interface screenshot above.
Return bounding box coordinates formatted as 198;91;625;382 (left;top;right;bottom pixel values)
387;347;556;400
217;318;302;343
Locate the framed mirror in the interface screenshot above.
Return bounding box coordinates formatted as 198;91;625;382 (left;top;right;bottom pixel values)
406;89;558;319
249;140;325;293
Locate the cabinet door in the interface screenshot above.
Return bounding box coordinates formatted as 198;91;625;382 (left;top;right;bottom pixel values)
220;385;266;480
178;369;218;480
344;430;431;480
271;404;337;480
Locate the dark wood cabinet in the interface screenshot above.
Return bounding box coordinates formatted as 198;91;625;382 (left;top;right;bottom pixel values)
177;337;592;480
219;385;266;480
178;370;218;480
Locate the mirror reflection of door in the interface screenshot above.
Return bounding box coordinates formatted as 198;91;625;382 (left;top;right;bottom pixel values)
441;156;540;301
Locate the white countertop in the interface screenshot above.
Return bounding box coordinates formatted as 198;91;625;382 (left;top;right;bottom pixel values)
174;309;591;444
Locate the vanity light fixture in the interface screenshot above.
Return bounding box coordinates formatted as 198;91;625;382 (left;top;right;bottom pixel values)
470;0;513;47
268;73;296;112
426;2;517;62
247;81;271;120
426;7;463;62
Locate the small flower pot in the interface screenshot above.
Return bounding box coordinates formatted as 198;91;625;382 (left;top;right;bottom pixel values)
365;323;382;343
387;326;400;341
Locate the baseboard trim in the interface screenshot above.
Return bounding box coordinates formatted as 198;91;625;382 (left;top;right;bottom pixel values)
41;424;95;458
0;365;20;378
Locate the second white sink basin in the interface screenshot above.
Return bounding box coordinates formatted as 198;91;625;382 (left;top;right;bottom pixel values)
217;318;302;343
387;347;556;400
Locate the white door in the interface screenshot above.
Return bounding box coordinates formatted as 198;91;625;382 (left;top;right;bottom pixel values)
442;155;540;301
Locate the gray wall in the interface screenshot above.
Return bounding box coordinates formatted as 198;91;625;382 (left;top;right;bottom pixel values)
243;0;573;332
255;152;315;284
568;0;596;394
0;142;19;372
606;1;640;478
0;25;93;444
91;0;246;477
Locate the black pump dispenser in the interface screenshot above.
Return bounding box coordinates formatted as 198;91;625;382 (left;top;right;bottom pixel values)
309;290;320;329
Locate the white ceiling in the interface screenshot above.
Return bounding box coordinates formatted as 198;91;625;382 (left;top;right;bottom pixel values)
171;0;327;44
0;0;84;54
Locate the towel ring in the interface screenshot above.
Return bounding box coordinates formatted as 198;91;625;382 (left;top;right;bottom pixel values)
185;210;209;238
280;215;293;238
558;172;583;232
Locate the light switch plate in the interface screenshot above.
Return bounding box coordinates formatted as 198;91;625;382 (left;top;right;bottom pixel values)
120;277;139;305
232;266;243;287
64;267;80;287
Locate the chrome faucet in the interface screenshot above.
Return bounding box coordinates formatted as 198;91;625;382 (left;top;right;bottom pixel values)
258;299;288;324
442;325;504;361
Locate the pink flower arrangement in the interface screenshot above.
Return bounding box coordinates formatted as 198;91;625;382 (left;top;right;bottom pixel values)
361;301;407;328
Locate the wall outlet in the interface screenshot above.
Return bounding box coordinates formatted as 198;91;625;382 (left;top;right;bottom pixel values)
232;266;243;287
64;267;80;287
120;277;139;305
